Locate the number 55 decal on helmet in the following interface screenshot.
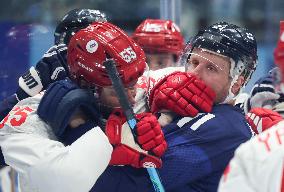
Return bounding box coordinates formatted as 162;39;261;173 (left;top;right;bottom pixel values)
119;47;137;63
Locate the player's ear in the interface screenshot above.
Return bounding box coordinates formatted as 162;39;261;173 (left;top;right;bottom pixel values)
231;76;245;95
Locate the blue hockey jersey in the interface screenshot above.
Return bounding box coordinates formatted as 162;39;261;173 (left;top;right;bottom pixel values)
92;104;253;192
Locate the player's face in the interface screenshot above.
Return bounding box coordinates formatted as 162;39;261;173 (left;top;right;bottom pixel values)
146;53;176;71
99;84;137;108
186;48;232;103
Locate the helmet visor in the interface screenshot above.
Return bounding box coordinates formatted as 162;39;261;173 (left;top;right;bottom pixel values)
180;47;231;80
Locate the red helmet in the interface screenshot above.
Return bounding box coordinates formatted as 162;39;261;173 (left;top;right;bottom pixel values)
274;21;284;66
274;21;284;86
132;19;185;58
67;21;146;87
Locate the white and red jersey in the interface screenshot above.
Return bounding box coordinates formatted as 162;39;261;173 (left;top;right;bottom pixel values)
0;93;113;192
218;120;284;192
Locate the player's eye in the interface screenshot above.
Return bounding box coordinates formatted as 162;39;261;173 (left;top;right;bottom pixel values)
207;63;217;72
188;58;199;68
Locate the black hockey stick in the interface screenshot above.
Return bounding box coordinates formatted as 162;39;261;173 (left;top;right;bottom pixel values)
104;59;165;192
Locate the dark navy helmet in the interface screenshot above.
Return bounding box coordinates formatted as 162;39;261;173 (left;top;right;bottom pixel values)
181;22;258;86
54;8;107;45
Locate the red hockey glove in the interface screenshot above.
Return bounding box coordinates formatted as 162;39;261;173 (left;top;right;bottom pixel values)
136;112;167;157
246;107;283;134
149;71;216;117
106;110;167;168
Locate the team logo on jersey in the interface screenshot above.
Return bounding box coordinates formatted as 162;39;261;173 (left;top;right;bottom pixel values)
86;40;98;53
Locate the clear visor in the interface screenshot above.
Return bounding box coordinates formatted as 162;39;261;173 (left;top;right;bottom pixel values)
180;47;231;79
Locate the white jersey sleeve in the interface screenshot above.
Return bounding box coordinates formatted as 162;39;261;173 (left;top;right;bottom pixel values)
218;120;284;192
134;66;184;113
0;94;113;192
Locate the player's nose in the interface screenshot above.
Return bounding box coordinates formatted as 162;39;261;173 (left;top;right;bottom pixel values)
190;65;204;80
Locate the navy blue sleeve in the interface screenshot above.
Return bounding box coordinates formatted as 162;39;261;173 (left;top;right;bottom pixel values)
0;94;18;121
93;166;152;192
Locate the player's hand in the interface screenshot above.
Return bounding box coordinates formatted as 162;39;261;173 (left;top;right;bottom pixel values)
37;79;100;137
244;73;280;114
149;71;216;117
246;107;283;134
16;44;68;100
135;112;167;157
106;110;167;168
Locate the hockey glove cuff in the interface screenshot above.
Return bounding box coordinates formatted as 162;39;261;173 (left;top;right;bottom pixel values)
37;79;100;137
246;107;283;134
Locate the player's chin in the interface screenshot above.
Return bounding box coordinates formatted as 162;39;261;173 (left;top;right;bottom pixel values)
216;95;227;104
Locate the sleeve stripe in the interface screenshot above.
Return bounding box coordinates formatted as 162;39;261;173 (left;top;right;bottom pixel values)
191;114;215;131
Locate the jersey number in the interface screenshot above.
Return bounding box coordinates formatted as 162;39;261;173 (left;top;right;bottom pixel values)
0;106;34;128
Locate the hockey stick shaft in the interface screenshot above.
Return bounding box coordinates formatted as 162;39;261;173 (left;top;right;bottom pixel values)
104;60;165;192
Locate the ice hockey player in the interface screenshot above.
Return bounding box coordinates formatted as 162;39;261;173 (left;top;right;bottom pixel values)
132;19;185;114
132;18;184;70
30;21;220;192
218;21;284;192
0;8;108;167
91;21;258;191
0;21;167;192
